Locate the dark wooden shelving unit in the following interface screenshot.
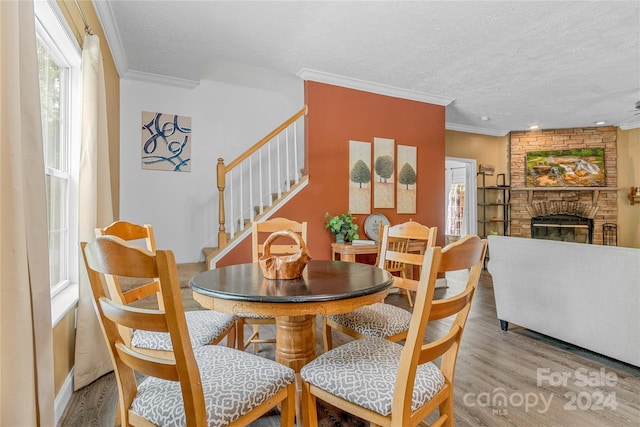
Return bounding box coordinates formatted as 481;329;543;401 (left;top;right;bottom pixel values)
477;172;511;238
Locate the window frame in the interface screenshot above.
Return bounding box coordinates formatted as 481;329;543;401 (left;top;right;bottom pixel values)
34;0;81;325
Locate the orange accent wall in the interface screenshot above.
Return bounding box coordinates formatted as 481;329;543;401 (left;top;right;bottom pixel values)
219;81;445;266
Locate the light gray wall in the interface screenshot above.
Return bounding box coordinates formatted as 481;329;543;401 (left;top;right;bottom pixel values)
119;65;303;262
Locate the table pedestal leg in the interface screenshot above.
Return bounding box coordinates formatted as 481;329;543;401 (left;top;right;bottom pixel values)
276;315;316;426
275;315;316;371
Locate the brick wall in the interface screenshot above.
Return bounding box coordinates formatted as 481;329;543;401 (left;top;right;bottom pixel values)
509;127;617;245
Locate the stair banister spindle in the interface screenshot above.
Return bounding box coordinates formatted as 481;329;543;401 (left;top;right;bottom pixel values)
285;128;291;191
258;147;264;214
276;134;282;198
239;163;244;233
293;120;299;183
229;168;235;238
268;140;273;207
216;158;228;247
249;156;254;222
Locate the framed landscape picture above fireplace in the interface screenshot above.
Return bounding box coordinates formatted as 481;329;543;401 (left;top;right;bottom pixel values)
525;148;605;187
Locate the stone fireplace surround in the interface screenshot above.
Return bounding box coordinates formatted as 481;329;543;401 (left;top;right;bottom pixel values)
508;127;617;245
528;200;596;243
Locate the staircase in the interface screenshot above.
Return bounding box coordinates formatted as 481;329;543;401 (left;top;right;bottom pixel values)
204;106;308;269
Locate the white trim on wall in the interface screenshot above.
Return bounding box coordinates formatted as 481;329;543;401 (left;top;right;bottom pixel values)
123;69;199;89
297;68;454;106
92;0;127;76
446;122;510;137
54;368;74;425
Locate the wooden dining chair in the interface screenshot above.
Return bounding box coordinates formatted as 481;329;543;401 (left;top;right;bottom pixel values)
238;217;308;352
96;220;237;356
322;220;436;351
81;235;296;427
377;223;409;274
375;221;432;307
302;235;487;427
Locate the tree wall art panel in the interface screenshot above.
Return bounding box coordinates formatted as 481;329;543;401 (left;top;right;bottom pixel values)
349;140;372;214
397;144;417;214
373;137;395;208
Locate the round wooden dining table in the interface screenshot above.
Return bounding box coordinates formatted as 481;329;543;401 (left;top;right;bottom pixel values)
190;259;393;372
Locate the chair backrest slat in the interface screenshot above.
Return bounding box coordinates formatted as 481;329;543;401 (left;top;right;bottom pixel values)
384;250;424;266
115;343;180;382
121;282;161;305
417;326;462;365
100;221;156;249
428;287;474;321
85;237;158;278
99;297;169;333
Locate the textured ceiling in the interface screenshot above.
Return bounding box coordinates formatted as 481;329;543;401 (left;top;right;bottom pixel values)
97;1;640;135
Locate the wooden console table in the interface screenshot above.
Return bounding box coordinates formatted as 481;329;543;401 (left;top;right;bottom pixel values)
331;242;379;262
331;241;427;263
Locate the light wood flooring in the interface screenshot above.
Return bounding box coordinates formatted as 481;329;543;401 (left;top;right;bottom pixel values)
58;267;640;426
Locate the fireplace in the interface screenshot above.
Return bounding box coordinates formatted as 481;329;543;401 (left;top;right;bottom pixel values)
508;127;618;245
531;214;593;243
527;201;597;244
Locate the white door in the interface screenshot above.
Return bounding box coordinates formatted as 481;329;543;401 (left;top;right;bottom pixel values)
445;157;477;238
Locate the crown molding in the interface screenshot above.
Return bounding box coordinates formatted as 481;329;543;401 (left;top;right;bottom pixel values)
297;68;454;106
92;0;199;88
91;0;128;77
445;122;510;137
618;121;640;131
122;69;200;89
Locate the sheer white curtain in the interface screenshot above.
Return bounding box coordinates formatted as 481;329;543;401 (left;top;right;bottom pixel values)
73;32;115;390
0;1;55;424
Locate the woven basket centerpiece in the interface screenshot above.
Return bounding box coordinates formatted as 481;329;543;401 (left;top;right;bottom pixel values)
258;230;311;279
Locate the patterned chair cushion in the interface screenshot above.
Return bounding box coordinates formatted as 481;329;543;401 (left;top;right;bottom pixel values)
300;337;445;416
326;303;412;338
132;310;236;351
131;345;296;426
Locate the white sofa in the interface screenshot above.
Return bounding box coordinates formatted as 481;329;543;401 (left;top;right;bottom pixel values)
487;235;640;367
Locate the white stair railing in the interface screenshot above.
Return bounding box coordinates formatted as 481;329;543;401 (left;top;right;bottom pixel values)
216;106;307;248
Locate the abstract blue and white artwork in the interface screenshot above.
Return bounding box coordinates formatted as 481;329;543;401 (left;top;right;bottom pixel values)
141;111;191;172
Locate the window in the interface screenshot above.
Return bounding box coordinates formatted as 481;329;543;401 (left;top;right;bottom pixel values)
38;38;70;293
34;0;81;320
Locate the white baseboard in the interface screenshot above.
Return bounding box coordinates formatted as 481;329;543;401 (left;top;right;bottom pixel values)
55;368;74;425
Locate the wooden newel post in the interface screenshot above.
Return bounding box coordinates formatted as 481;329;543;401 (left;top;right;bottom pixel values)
217;158;228;248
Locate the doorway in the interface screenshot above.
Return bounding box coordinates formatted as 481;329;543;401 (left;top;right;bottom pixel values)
444;157;477;243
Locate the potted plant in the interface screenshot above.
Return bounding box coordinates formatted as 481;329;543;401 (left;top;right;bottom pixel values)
324;211;359;244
